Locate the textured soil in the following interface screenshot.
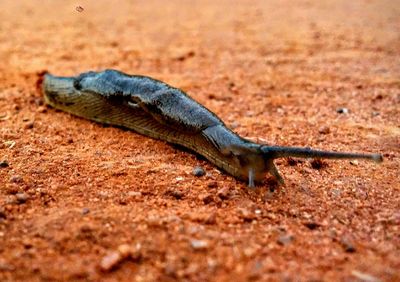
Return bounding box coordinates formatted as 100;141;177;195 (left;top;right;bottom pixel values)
0;1;399;281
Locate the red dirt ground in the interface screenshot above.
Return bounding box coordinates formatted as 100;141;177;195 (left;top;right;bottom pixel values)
0;1;399;281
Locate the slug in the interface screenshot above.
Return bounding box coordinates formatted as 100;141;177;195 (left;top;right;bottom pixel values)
42;69;383;187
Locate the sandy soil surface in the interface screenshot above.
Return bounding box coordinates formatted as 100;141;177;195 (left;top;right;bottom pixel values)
0;0;399;281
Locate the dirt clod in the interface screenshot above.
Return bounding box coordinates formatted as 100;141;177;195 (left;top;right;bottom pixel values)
277;234;294;246
5;195;18;205
24;121;34;129
238;208;257;222
0;207;6;219
207;181;218;189
318;126;330;134
165;189;184;200
205;212;217;225
310;159;327;170
9;175;23;183
217;187;230;200
0;259;14;271
15;193;29;204
287;157;302;166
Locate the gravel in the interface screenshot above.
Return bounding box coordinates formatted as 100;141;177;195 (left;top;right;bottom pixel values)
16;193;29;204
192;166;205;177
336;107;349;114
190;239;209;250
81;207;90;215
277;234;294;246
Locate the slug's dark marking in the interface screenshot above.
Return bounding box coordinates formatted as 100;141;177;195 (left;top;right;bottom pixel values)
42;69;383;187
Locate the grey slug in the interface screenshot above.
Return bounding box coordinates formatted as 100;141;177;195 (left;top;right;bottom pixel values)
42;69;383;187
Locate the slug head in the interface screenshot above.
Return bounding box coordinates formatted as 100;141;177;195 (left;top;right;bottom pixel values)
43;73;85;112
43;73;119;121
224;143;283;187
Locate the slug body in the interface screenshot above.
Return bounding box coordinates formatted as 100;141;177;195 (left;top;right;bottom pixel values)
43;69;382;187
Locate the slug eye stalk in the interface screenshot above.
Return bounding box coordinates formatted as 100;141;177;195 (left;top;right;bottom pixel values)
262;146;383;163
259;145;383;186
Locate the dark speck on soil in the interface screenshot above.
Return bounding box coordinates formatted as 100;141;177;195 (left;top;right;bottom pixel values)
192;166;205;177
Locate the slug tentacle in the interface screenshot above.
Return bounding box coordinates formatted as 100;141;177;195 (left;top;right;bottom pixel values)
42;69;383;187
261;146;383;163
269;163;285;186
248;168;255;188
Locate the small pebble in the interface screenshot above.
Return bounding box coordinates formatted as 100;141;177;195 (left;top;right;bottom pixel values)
4;140;16;148
98;191;109;199
0;207;6;219
318;125;330;134
287;157;301;166
351;270;381;282
303;221;321;230
100;251;122;272
330;188;341;198
230;121;239;129
173;50;195;61
16;193;29;204
207;181;218;189
190;239;209;250
340;236;356;253
217;187;230;200
117;244;132;258
127;191;142;197
82;207;90;215
310;159;327;170
200;194;214;204
192;166;205;177
34;97;44;106
166;190;184;200
205;212;217;225
76;6;84;12
37;106;47;113
301;167;313;174
238;208;257;222
117;197;128;205
0;259;14;271
10;175;23;183
277;234;294;246
350;160;359;166
5;195;18;205
147;216;164;227
24;122;34;129
336;107;349;114
0;160;9;168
